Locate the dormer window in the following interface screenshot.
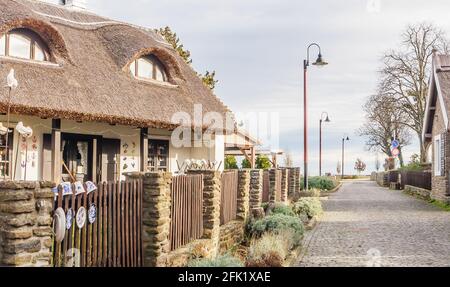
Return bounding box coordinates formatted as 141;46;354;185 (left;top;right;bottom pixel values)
0;29;50;62
129;55;168;82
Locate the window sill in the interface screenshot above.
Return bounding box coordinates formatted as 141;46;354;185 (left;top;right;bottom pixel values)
0;56;62;68
132;76;179;89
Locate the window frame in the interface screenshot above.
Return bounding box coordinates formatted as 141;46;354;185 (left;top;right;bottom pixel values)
0;29;50;62
130;55;168;82
434;134;442;176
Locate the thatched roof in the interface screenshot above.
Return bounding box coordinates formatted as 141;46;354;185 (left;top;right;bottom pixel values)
423;53;450;142
0;0;233;130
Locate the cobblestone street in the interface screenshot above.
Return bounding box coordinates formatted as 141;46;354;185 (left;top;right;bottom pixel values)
297;181;450;267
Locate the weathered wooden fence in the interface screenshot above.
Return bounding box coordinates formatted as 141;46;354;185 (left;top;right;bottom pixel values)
262;171;270;203
220;171;238;225
170;174;204;251
53;180;143;267
274;169;282;202
399;171;432;190
262;170;282;203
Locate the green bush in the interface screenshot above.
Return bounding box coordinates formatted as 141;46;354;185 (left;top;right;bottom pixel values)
269;204;295;217
247;214;304;246
308;177;336;191
241;158;251;169
293;198;323;220
225;156;238;170
256;155;272;170
246;230;297;267
187;254;244;267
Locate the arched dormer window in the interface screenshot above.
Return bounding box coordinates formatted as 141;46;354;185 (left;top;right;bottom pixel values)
129;55;168;82
0;28;50;62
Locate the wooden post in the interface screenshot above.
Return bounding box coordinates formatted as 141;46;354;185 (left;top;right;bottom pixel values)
93;138;98;182
251;147;256;169
51;119;61;183
140;128;148;172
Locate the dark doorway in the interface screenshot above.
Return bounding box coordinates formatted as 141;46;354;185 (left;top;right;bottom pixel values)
61;133;95;182
101;138;121;182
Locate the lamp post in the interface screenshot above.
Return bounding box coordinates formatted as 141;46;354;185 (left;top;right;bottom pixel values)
3;69;18;180
341;135;350;179
319;112;330;176
303;43;328;190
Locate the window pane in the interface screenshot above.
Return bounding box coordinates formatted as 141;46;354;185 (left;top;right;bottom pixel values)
129;60;136;76
34;43;46;61
137;58;153;79
0;35;5;56
155;66;165;82
9;33;31;59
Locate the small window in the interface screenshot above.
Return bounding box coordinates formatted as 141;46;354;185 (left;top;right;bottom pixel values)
0;34;5;56
1;29;50;62
130;55;168;82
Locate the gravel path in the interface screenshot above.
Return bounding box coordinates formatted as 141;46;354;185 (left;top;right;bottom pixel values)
297;180;450;267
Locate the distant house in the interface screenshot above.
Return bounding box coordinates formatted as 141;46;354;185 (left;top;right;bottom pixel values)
0;0;232;183
423;52;450;202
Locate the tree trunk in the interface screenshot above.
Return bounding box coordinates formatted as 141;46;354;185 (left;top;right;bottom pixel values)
398;147;405;167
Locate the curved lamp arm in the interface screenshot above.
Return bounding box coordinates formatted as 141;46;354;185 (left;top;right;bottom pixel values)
305;43;322;67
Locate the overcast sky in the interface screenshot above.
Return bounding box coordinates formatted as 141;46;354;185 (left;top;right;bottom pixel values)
88;0;450;175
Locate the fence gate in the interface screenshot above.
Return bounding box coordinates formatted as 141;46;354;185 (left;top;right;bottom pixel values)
170;174;204;251
220;171;238;225
52;180;143;267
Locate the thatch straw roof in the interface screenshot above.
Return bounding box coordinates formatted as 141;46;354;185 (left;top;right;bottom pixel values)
0;0;233;130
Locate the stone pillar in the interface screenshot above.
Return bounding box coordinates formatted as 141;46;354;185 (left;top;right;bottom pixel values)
0;181;54;267
280;169;289;203
236;170;250;221
141;172;172;267
288;168;297;197
187;170;221;257
295;168;301;192
269;169;277;204
249;170;264;218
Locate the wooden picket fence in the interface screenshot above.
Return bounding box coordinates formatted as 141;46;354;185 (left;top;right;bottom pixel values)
220;171;238;225
262;171;270;203
170;174;204;251
52;180;143;267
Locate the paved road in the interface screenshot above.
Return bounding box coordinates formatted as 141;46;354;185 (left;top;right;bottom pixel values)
297;181;450;267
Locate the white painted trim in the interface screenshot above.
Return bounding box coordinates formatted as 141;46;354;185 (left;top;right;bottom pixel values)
434;69;450;130
434;134;442;176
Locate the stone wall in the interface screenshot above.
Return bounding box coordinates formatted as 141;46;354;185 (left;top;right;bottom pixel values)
0;181;54;267
218;220;245;252
376;172;388;187
249;170;264;218
236;170;250;220
140;172;172;267
403;185;431;201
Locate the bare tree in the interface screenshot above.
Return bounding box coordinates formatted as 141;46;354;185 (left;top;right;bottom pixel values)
380;22;449;162
357;92;411;167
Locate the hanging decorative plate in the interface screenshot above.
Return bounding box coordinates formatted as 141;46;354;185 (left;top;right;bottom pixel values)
74;181;86;195
88;204;97;224
61;182;73;196
85;181;97;194
76;207;86;229
66;208;74;230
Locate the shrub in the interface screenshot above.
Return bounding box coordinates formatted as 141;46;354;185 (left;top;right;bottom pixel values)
308;177;336;191
246;232;291;267
299;188;321;198
225;156;238;170
247;214;304;246
187;254;244;267
293;198;323;220
256;155;272;170
269;203;295;217
241;158;251;169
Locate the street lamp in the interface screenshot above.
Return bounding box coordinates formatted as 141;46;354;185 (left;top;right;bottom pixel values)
3;69;18;180
341;135;350;179
319;112;331;176
303;43;328;190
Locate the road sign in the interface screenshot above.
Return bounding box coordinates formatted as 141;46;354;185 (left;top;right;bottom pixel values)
391;140;400;149
392;148;400;157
